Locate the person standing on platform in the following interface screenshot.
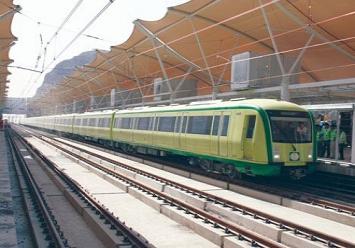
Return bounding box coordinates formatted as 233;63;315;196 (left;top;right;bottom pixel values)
330;123;337;159
338;128;347;160
322;122;331;158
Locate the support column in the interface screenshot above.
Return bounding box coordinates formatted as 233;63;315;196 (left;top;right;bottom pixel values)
89;95;95;110
351;105;355;163
335;111;340;160
280;77;290;101
72;100;77;113
110;88;116;107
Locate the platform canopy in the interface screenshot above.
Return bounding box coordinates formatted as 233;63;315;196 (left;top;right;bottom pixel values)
0;1;17;108
31;0;355;113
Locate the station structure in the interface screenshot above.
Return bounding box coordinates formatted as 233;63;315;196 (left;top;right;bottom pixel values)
25;0;355;163
1;1;355;248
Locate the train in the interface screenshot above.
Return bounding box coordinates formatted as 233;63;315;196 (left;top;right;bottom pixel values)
20;99;317;178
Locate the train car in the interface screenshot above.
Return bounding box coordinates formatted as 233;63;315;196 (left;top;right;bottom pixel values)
22;99;316;178
72;111;114;142
54;114;75;134
110;99;316;178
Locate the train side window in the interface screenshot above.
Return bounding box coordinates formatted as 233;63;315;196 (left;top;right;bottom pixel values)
121;118;131;129
246;116;256;138
212;116;220;135
158;117;176;132
103;118;110;128
221;115;229;136
181;116;187;133
187;116;213;135
175;116;181;133
114;118;120;128
137;117;150;130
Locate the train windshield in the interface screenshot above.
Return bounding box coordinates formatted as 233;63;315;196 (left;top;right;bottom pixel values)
267;110;312;143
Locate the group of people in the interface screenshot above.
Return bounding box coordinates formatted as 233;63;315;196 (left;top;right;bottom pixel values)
316;122;347;160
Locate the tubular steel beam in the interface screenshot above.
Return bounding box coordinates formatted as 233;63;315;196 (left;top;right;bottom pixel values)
149;39;173;93
134;20;206;79
189;19;216;98
128;57;145;103
276;2;355;62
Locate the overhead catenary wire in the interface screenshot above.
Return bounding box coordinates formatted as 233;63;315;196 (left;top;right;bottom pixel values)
19;0;116;98
46;0;84;46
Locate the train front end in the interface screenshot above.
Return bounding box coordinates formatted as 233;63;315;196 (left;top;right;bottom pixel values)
267;109;317;178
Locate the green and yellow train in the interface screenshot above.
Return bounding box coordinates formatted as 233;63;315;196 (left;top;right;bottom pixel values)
21;99;317;178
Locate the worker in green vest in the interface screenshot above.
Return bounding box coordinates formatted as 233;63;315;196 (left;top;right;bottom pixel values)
330;123;337;159
322;122;331;158
338;128;347;160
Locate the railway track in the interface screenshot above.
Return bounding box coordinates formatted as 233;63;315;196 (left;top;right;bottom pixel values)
67;132;355;214
15;125;355;248
7;128;151;248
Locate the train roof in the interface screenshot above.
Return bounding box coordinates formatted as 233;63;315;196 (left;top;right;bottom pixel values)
114;99;307;114
25;99;308;119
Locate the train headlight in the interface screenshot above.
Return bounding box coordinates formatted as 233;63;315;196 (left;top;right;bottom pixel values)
273;154;280;160
308;154;312;159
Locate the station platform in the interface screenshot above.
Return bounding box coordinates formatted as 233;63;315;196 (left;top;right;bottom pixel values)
0;131;18;248
316;158;355;176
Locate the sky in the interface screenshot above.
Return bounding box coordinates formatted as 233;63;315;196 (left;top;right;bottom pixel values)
8;0;189;98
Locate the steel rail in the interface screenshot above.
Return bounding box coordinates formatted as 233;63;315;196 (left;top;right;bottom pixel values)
6;130;67;248
11;128;151;248
304;198;355;215
36;135;285;248
75;135;355;215
34;132;353;248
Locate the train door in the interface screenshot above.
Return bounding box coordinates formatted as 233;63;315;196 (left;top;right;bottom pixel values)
242;115;256;160
180;114;188;150
219;112;231;157
210;112;221;156
173;115;182;148
147;115;155;145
